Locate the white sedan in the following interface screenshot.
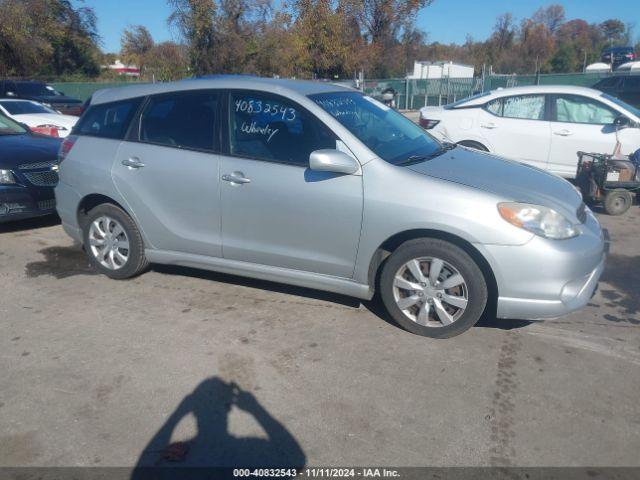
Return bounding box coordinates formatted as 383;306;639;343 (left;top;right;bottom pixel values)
419;85;640;178
0;99;77;138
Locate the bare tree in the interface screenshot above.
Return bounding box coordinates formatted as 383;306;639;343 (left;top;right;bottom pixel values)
532;5;565;34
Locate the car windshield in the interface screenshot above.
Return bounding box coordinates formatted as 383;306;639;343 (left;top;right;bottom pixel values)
15;83;59;96
310;91;442;165
602;93;640;119
0;114;27;135
0;101;54;115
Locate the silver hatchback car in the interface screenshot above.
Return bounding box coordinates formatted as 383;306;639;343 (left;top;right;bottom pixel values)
55;77;606;338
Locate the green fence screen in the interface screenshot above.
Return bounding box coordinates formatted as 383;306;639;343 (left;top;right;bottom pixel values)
49;71;629;107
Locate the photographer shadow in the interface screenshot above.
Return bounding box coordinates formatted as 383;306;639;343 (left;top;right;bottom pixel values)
131;377;305;477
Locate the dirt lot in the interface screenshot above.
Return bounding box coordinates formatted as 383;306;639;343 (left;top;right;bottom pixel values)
0;206;639;468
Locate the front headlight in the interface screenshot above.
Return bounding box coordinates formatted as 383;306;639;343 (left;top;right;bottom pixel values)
0;169;16;184
498;202;578;240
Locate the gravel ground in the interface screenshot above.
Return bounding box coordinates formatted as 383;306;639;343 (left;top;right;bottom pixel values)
0;205;638;469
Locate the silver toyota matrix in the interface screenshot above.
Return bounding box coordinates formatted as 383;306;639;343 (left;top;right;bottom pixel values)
55;77;606;338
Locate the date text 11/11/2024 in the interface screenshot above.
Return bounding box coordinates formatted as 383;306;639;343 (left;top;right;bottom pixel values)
232;468;401;478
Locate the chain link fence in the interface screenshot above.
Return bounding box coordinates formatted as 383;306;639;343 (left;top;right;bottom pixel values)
363;71;624;110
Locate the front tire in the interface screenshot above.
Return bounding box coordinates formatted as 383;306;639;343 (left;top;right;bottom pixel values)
380;238;488;338
82;203;149;279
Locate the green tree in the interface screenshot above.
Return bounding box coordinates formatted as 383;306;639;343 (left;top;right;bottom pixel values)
600;19;627;46
0;0;100;77
121;25;154;68
290;0;351;78
168;0;271;75
144;41;188;80
168;0;217;75
550;42;579;73
250;10;297;77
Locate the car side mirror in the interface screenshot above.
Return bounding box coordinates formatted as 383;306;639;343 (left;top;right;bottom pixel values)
612;116;630;129
309;149;360;175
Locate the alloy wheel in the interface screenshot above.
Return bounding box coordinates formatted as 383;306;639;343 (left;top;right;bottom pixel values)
88;216;130;270
392;256;468;327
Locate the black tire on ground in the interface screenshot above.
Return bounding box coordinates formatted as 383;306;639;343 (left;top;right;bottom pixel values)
457;140;489;152
82;203;149;279
603;189;633;216
379;238;488;339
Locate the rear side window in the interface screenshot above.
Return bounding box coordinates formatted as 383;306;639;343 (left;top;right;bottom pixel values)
502;95;546;120
139;91;219;151
484;95;546;120
485;98;502;116
76;98;142;139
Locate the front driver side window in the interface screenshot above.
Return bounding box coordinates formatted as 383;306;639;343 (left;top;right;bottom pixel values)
554;95;617;125
229;92;336;166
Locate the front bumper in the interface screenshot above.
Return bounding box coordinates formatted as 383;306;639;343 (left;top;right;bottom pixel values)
477;211;607;320
496;253;605;319
0;185;56;223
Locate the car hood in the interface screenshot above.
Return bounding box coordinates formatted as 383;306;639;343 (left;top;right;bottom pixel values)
13;113;77;130
26;95;82;105
0;134;61;169
406;146;583;221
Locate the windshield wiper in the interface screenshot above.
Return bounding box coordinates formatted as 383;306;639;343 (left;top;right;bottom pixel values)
395;142;456;166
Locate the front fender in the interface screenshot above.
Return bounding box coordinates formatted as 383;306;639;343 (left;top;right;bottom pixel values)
353;159;532;285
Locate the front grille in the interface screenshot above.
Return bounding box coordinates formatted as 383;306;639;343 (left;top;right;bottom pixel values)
18;161;56;170
23;170;59;187
38;199;56;210
577;203;587;224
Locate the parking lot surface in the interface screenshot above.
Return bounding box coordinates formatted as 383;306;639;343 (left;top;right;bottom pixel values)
1;207;639;468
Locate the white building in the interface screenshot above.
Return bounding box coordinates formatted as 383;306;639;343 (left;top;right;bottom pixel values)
103;59;140;77
407;61;474;80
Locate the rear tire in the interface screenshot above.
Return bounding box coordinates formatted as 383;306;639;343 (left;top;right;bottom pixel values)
379;238;488;338
603;189;632;216
82;203;149;279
